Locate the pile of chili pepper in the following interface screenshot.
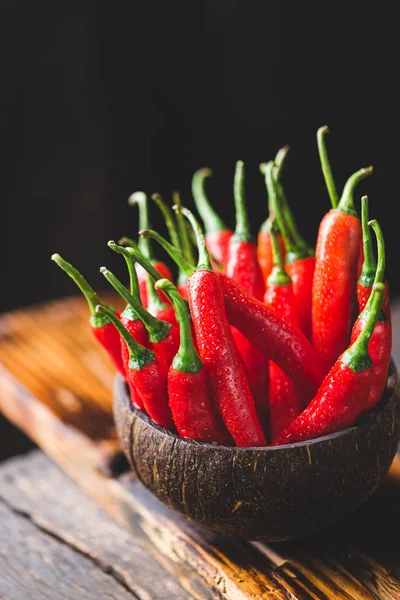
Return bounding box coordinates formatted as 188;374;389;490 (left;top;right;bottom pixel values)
51;125;392;447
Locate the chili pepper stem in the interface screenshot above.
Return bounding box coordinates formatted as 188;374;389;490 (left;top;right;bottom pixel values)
174;206;213;271
127;191;154;260
232;160;253;242
151;193;182;251
139;230;194;277
268;222;291;287
155;279;203;373
191;167;227;233
338;166;374;216
107;242;140;300
100;267;171;343
368;220;385;296
96;304;155;370
51;253;100;317
358;195;376;287
118;237;138;249
274;145;290;180
173;191;196;266
342;283;385;371
317;125;339;209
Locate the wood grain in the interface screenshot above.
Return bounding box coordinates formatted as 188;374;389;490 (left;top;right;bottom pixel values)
0;450;191;600
1;296;400;600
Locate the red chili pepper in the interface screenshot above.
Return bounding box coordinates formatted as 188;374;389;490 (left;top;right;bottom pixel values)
96;305;174;429
219;273;326;405
126;190;174;305
226;160;265;300
223;160;269;432
262;160;315;340
351;219;392;413
357;196;391;319
155;278;232;445
51;253;125;377
102;244;149;408
257;216;286;285
272;282;385;445
179;206;266;447
172;190;197;298
264;223;303;441
311;166;374;371
191;167;233;267
110;241;178;330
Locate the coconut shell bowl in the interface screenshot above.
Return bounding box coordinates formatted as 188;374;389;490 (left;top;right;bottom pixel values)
113;360;400;543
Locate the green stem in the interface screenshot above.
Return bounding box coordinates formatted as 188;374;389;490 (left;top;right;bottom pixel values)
151;193;182;251
368;220;385;288
155;279;203;373
191;167;227;233
51;253;100;317
317;125;339;208
267;222;291;287
173;190;196;266
139;230;194;277
274;145;290;182
118;237;138;249
127;191;154;260
358;196;376;288
107;241;140;300
337;166;374;216
342;283;385;372
100;267;171;342
95;305;155;370
232;160;253;243
177;207;213;272
108;241;168;313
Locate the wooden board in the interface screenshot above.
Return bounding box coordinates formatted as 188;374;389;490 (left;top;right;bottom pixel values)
1;295;400;600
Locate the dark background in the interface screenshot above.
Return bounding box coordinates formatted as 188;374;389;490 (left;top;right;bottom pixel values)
1;1;399;314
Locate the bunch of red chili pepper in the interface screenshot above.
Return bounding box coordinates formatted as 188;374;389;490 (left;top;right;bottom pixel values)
51;125;392;448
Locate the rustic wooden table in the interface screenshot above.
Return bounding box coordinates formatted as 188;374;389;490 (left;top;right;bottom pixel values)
1;294;400;600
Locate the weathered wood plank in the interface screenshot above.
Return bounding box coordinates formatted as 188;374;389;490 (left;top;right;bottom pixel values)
0;450;192;600
0;499;136;600
1;296;400;600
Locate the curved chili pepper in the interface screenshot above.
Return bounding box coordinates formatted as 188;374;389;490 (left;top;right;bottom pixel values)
264;223;303;441
101;267;179;369
96;305;173;428
311;165;374;371
108;241;178;329
357;196;391;319
272;282;385;445
223;160;269;432
179;206;266;447
219;273;326;405
155;278;232;445
351;219;392;413
263;161;315;340
127;191;174;305
51;253;125;377
191;167;233;266
102;244;149;408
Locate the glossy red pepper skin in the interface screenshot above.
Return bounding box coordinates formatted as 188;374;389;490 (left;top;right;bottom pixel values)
350;316;391;413
91;314;125;377
226;241;265;300
357;281;391;320
264;230;303;442
168;367;231;444
205;230;233;267
119;315;149;409
286;255;315;341
188;269;266;447
219;273;326;404
312;167;373;371
272;361;373;445
312;209;362;370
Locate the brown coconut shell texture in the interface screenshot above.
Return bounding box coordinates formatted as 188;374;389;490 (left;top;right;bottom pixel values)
113;360;400;542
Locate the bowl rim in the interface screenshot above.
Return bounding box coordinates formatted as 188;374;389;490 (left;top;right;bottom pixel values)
114;360;398;453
